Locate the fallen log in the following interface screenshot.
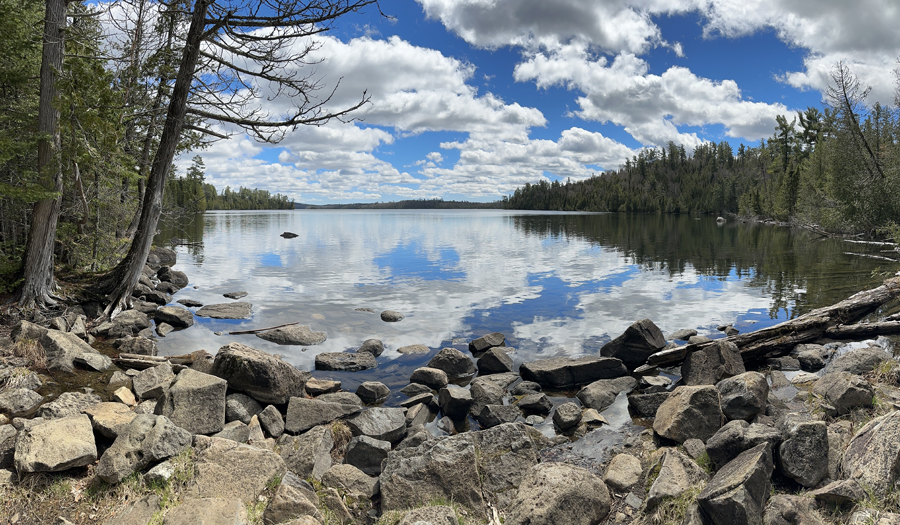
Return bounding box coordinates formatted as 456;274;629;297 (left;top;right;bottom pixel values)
228;321;298;335
639;277;900;371
115;350;212;371
825;321;900;339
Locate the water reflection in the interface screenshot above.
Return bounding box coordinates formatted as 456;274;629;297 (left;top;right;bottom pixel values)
154;210;885;399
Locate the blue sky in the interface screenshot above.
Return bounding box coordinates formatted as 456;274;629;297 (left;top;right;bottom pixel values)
181;0;900;203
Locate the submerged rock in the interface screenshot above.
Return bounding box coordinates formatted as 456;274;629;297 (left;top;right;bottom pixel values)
196;302;253;319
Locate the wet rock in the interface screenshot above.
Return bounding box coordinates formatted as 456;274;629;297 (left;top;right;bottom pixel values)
778;417;828;487
380;310;404;322
410;367;449;390
519;356;628;389
97;414;191;484
211;342;310;405
646;448;709;510
0;388;43;417
438;387;473;419
627;392;669;418
41;330;112;372
258;325;326;346
177;298;203;307
824;345;890;375
356;339;384;357
552;402;582;430
346;435;390;475
506;462;610;525
717;371;769;422
155;368;227;435
397;344;430;355
812;372;874;414
347;407;407;443
427;347;476;380
133;363;176;399
796;344;832;372
469;332;505;353
156;266;188;289
681;340;745;386
477;404;520;429
280;231;299;239
83;402;137;439
515;393;552;415
841;410;900;497
225;393;263;424
195;302;252;319
189;437;286;503
669;329;698;341
600;318;667;371
258;405;284;438
277;425;333;480
322;463;379;498
603;453;642;492
697;443;774;524
400;383;433;397
653;385;724;443
356;381;390;404
37;391;101;419
763;494;825;525
223;291;247;299
14;414;97;473
477;347;514;375
304;378;341;396
510;381;541;396
576;376;637;412
284;397;361;434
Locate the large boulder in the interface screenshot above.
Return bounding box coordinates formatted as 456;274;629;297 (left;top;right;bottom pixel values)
576;376;637;412
14;414;97;473
210;342;310;405
519;356;628;389
646;448;709;510
257;325;326;346
841;411;900;497
506;462;611;525
653;385;724;443
716;372;768;421
315;352;376;371
0;388;43;417
40;330;112;372
427;347;476;380
195;302;253;319
189;437;286;503
346;435;391;475
277;425;333;480
97;414;191;484
37;391;101;419
681;340;745;386
346;407;407;443
133;362;176;399
284;397;361;434
697;443;774;524
777;416;828;488
154;306;194;329
599;318;667;371
155;368;227;435
824;345;890;375
812;372;874;415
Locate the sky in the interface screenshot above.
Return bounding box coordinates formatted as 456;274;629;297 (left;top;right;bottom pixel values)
174;0;900;204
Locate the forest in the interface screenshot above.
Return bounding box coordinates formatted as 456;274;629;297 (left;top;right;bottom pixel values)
504;63;900;239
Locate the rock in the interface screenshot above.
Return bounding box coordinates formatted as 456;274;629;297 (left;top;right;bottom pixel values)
258;405;285;438
427;347;476;379
162;497;247;524
697;443;774;524
133;363;176;399
600;318;667;371
778;418;828;487
380;310;404;322
717;372;769;421
190;437;286;503
146;246;176;268
689;335;712;344
811;478;867;505
321;464;378;498
825;345;890;375
113;386;137;407
357;339;384;357
38;391;101;419
225;393;263;424
510;381;541;396
396;344;430;355
506;462;611;525
0;367;41;391
576;376;638;412
766;356;801;371
796;344;831;372
519;356;628;389
258;325;326;346
222;291;247;299
210;342;310;405
115;336;159;356
812;372;874;414
196;302;252;319
263;478;321;525
681;340;745;386
0;388;43;417
410;367;449;390
315;352;376;371
582;408;606;427
515;393;552;415
177;298;203;307
841;410;900;496
646;448;709;510
347;407;407;443
101;494;159;525
627;392;669;418
284;397;362;434
112;310;153;333
653;385;724;443
14;414;97;473
304;378;341;395
11;320;49;342
280;231;299;239
41;330;112;372
603;453;642;492
346;435;390;475
669;329;698;341
316;392;363;406
469;332;505;353
83;402;137;439
552;402;582;430
156;266;189;289
639;375;672;393
398;506;457;525
356;381;390;404
763;494;825;525
683;438;706;460
155;368;227;435
277;425;333;480
97;414;191;484
108;370;132;390
154;306;194;329
477;347;514;375
706;420;781;470
400;383;433;397
826;420;852;481
406;403;432;427
0;425;17;469
477;404;520;429
438;387;473;419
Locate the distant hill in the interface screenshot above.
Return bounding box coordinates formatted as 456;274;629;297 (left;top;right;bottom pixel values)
294;198;502;210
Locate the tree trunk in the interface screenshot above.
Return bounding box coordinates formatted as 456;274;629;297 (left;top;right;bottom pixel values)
103;0;211;317
19;0;67;310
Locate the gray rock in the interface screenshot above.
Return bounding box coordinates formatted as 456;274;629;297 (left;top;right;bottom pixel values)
195;302;252;319
825;345;890;375
552;402;582;430
766;356;801;371
0;388;43;417
223;291;247;299
519;356;628;389
406;403;432;428
683;438;706;460
397;344;430;355
576;376;638;412
321;463;378;498
398;506;457;525
697;443;774;524
515;393;552;415
108;370;132;391
156;266;188;288
155;368;227;435
681;340;745;386
669;329;698;341
639;375;672;393
315;352;376;371
812;372;874;414
14;414;97;473
225;393;263;424
213;420;250;443
689;335;712;344
356;339;384;357
162;497;248;525
356;381;390;404
796;344;832;372
603;453;642;492
154;306;194;329
427;347;476;380
189;437;286;503
37;391;101;419
284;397;362;434
763;494;825;525
258;405;285;438
380;310;404;322
706;420;781;470
438;387;473;419
477;404;520;429
346;435;390;475
177;298;203;307
477;347;514;375
410;367;449;390
277;425;333;480
810;479;867;505
111;310;152;334
717;371;769;421
147;246;176;268
506;462;611;525
262;478;321;525
83;402;137;439
841;410;900;497
600;318;667;371
101;494;159;525
469;376;504;416
627;392;669;418
133;362;176;399
346;407;407;443
0;367;42;391
646;448;709;510
316;391;364;406
115;336;158;356
827;420;853;481
510;381;541;396
653;385;724;443
400;383;433;397
97;414;191;484
778;418;828;487
304;378;341;396
40;330;112;372
210;342;310;405
469;332;505;353
11;320;48;342
0;425;17;470
258;325;326;346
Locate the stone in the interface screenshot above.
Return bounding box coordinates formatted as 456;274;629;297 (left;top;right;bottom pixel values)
627;392;670;418
223;291;247;299
766;356;801;371
284;397;362;434
796;344;831;372
317;392;363;405
162;497;247;524
0;425;17;470
155;368;227;435
0;388;43;417
83;402;137;439
113;387;137;406
683;438;706;460
190;437;286;503
101;495;159;525
258;325;326;346
477;347;514;375
11;319;48;342
603;453;642;492
97;414;191;484
477;404;520;429
133;363;176;399
156;266;188;288
763;495;825;525
14;414;97;473
225;393;263;424
681;340;745;386
812;372;874;415
262;480;321;525
401;383;433;397
213;420;250;443
112;310;153;333
519;356;628;389
600;318;667;371
825;345;890;375
347;407;407;443
357;339;384;357
426;347;476;380
315;352;376;371
410;367;449;390
0;367;42;391
396;344;430;355
827;420;852;481
506;462;611;525
697;443;774;524
777;417;828;487
582;409;606;427
356;381;390;404
304;378;341;395
346;435;390;475
706;420;781;470
576;376;638;412
398;506;457;525
669;329;698;341
469;332;505;353
156;322;174;337
717;371;769;421
689;335;712;344
108;371;132;391
811;479;867;506
438;387;473;419
646;448;709;510
321;463;378;498
277;425;333;480
380;310;404;322
155;306;194;329
406;403;432;427
177;298;203;307
510;381;541;396
653;385;724;443
258;405;285;438
515;393;552;415
195;302;252;319
115;336;159;356
40;330;112;372
639;375;672;393
552;402;582;430
210;342;310;405
147;246;176;268
37;391;101;419
841;410;900;497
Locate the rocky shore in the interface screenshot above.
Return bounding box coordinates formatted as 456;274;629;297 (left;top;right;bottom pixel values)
1;248;900;525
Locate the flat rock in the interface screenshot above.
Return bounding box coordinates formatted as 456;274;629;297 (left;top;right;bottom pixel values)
316;391;363;406
576;376;637;412
400;383;433;397
210;342;310;405
189;437;286;503
83;402;137;439
257;325;326;346
824;345;890;375
195;302;252;319
14;414;97;473
315;352;376;371
97;414;191;484
469;332;505;353
346;407;407;443
600;318;667;371
398;506;457;525
115;336;159;356
154;306;194;329
37;391;101;419
506;462;611;525
477;404;520;429
101;495;159;525
155;368;227;435
519;356;628;389
396;344;430;355
284;397;362;434
669;329;698;341
515;393;552;415
177;299;203;307
277;425;333;480
304;378;341;396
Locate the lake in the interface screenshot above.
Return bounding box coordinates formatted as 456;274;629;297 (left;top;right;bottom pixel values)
155;210;888;404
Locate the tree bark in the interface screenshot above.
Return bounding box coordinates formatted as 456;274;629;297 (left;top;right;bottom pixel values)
103;0;211;317
19;0;67;310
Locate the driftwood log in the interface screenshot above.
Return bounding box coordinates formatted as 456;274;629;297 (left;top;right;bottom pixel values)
637;277;900;372
115;350;212;371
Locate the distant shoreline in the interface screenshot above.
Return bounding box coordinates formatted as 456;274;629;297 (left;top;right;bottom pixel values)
294;198;502;210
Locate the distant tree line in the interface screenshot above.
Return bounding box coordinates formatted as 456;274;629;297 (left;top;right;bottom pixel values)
295;198;502;209
164;156;293;212
504;63;900;238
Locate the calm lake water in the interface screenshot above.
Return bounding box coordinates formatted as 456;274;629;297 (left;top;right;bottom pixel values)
155;210;889;404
